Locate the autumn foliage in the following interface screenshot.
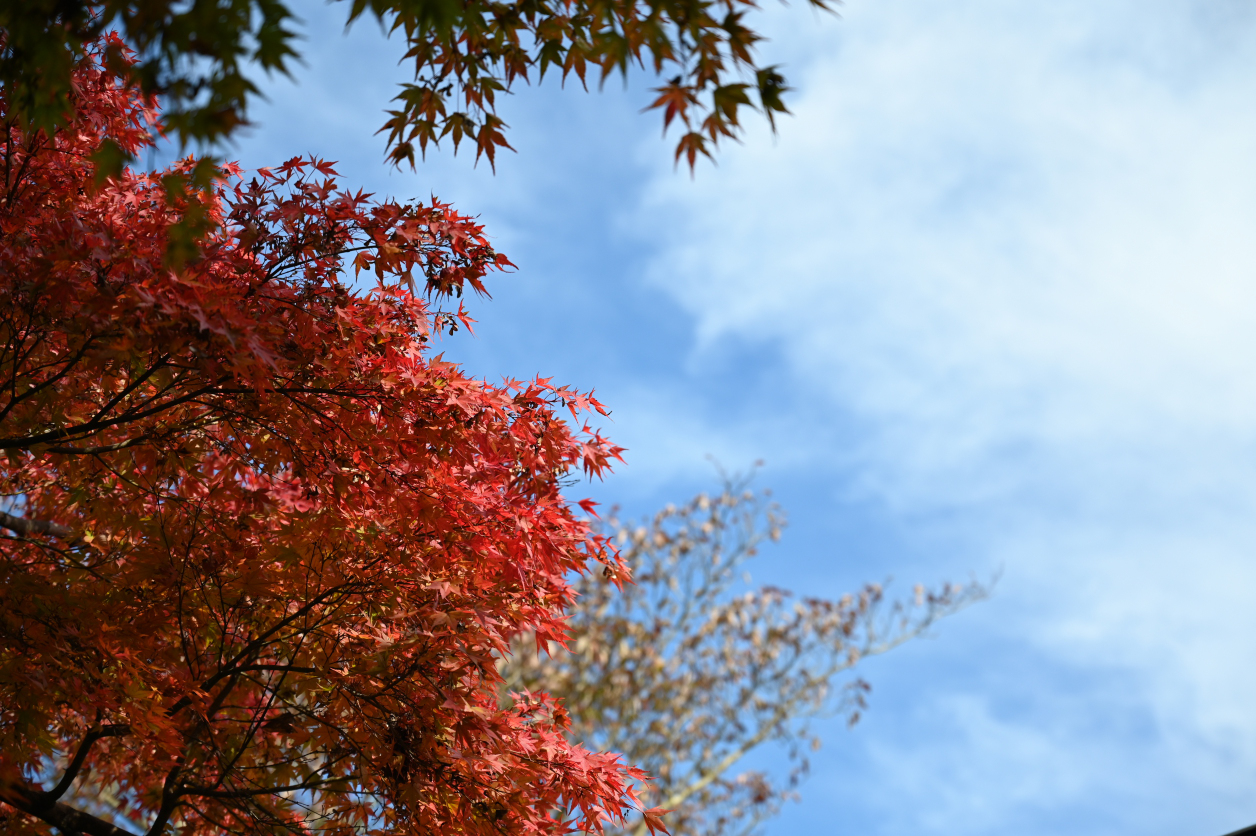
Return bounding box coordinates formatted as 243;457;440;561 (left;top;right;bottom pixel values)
0;37;650;836
504;482;984;836
3;0;823;171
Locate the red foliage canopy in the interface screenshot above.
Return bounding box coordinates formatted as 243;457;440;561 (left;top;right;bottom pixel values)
0;35;648;836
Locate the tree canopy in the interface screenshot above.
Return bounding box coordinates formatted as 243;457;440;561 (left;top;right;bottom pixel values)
0;35;654;836
2;0;830;171
503;482;983;836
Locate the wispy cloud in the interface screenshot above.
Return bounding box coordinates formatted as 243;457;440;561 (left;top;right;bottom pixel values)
633;0;1256;832
642;0;1256;501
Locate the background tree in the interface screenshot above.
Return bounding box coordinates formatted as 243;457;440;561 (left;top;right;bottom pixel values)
0;37;653;836
502;479;986;836
3;0;830;172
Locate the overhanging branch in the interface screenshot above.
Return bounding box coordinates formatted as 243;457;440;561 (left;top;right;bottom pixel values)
1;783;138;836
46;725;132;801
0;509;74;540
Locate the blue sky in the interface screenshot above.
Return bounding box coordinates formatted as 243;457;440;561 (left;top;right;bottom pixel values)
219;2;1256;834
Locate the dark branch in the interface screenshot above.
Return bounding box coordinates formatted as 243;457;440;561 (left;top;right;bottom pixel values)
180;775;353;799
0;509;74;540
48;437;152;455
175;582;366;713
144;764;183;836
45;725;131;801
0;383;374;451
1;783;138;836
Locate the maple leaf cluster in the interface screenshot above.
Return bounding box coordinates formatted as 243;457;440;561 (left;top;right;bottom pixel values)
1;0;828;172
0;35;655;836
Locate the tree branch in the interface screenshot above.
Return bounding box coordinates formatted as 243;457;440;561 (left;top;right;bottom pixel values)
179;775;353;799
144;764;183;836
1;783;138;836
0;509;74;540
45;724;131;802
48;436;153;455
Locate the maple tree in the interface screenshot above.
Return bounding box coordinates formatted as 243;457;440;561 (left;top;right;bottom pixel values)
0;36;657;836
502;481;985;836
3;0;829;171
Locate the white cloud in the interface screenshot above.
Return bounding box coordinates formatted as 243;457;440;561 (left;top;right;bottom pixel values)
633;0;1256;831
642;0;1256;504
